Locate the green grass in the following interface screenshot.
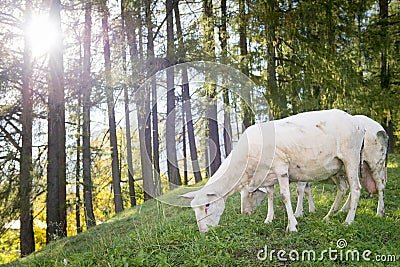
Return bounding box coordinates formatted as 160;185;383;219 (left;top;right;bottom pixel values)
5;155;400;266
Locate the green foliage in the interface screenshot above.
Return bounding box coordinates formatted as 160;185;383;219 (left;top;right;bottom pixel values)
245;0;400;124
6;155;400;266
0;230;19;264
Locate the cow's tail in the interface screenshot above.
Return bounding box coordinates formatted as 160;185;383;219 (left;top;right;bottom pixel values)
359;135;365;180
384;142;388;183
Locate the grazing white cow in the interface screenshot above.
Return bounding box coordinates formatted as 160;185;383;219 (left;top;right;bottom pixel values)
241;114;388;222
182;109;365;233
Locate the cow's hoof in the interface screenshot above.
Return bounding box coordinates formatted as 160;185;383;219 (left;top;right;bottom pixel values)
264;217;273;224
294;211;303;218
342;221;352;226
286;225;298;232
323;215;330;221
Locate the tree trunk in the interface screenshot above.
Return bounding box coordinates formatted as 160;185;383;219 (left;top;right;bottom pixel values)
239;0;254;130
47;0;66;243
75;114;81;234
174;2;202;183
265;0;283;119
182;75;203;183
144;91;153;197
126;1;155;201
220;0;233;156
379;0;394;153
143;0;161;196
101;0;124;213
203;0;221;176
182;110;188;185
204;136;210;179
20;0;35;255
135;81;155;200
136;91;155;200
151;77;161;195
121;0;136;207
166;0;182;189
82;0;96;227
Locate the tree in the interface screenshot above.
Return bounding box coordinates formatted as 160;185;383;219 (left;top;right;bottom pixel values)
145;0;162;195
46;0;67;242
379;0;394;153
20;0;35;256
101;0;124;213
238;0;255;129
82;0;96;226
174;1;202;183
121;0;136;206
220;0;233;156
144;0;160;196
203;0;221;176
125;0;156;201
166;0;182;189
75;110;82;234
265;0;284;119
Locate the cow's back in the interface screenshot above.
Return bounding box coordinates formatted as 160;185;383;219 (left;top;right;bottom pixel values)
266;109;364;182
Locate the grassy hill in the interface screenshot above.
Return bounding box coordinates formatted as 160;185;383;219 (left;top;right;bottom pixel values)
5;155;400;266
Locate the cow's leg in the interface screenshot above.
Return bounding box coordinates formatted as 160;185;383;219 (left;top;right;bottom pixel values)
341;165;385;216
343;162;362;225
372;167;385;216
340;194;351;213
264;185;275;223
324;178;348;220
305;182;316;213
277;173;297;232
376;181;385;217
359;161;385;216
294;182;307;217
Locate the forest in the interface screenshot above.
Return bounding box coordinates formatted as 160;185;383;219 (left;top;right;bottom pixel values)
0;0;399;262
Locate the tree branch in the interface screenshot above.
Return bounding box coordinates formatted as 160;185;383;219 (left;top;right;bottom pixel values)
153;0;181;41
0;124;21;152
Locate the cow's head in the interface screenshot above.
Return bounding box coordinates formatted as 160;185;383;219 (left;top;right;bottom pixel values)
240;185;267;215
181;190;226;233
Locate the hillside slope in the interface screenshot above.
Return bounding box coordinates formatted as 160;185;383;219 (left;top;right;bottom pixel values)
5;155;400;266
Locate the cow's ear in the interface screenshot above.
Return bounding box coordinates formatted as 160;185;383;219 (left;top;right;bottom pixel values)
180;190;199;199
247;186;257;193
258;187;268;194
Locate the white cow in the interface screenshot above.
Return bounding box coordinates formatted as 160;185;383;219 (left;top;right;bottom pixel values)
241;114;388;222
182;109;365;233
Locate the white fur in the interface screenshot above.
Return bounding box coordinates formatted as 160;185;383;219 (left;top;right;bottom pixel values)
241;115;388;224
342;115;388;216
182;109;365;233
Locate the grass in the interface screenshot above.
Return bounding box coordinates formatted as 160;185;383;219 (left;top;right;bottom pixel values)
4;155;400;266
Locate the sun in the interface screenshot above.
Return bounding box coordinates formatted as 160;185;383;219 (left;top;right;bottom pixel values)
26;14;59;57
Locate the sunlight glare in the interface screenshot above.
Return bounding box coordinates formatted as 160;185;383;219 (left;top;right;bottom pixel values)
26;15;59;57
